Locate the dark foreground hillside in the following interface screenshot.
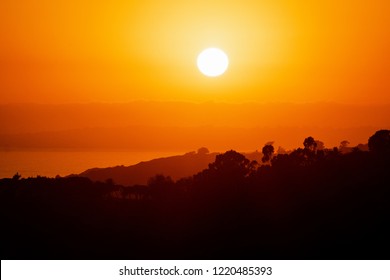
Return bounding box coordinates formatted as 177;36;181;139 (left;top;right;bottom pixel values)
1;131;390;260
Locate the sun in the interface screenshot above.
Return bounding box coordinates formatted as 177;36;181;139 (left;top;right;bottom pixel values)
197;48;229;77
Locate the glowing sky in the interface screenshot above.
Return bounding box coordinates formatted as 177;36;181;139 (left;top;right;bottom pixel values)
1;0;389;104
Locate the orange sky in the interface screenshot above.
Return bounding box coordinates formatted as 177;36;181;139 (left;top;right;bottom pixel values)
1;0;389;104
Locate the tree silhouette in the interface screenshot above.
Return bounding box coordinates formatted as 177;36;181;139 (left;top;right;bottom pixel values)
12;172;21;180
368;129;390;154
340;140;350;149
303;136;317;151
262;144;275;163
208;150;256;178
197;147;210;154
339;140;350;153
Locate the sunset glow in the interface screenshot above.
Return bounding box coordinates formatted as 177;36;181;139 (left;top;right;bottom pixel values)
1;0;389;103
1;0;390;177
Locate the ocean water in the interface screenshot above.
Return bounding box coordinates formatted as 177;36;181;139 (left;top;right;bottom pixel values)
0;150;180;179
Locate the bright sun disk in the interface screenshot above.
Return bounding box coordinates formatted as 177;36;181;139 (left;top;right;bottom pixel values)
197;48;229;77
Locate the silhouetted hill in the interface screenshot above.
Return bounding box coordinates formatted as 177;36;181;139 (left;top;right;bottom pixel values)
77;149;264;185
77;150;219;186
1;130;390;259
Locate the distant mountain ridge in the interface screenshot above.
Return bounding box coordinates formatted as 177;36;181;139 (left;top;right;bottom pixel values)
77;149;263;186
78;150;218;186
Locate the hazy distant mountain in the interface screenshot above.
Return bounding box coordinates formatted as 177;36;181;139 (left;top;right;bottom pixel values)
1;101;389;151
77;150;219;186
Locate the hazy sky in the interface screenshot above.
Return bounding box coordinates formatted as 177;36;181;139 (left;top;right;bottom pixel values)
1;0;389;104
